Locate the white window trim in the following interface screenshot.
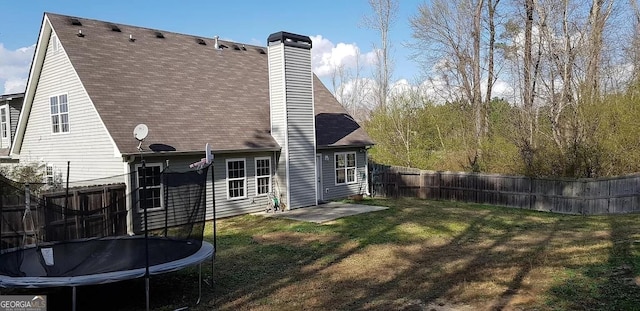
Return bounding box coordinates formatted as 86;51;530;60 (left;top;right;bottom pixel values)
49;93;70;134
135;162;164;212
226;158;247;200
0;104;8;140
334;152;357;186
45;165;54;185
254;157;271;196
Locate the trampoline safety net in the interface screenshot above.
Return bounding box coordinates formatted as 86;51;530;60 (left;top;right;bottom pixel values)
0;164;210;278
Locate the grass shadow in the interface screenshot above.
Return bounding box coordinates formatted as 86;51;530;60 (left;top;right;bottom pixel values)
6;198;640;310
543;215;640;310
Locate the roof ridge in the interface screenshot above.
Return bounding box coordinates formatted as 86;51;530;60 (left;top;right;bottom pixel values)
43;11;267;49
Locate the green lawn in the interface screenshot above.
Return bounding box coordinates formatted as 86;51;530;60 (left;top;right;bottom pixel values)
9;198;640;310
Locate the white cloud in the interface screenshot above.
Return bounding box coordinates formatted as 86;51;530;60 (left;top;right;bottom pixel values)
0;43;34;94
389;79;414;96
4;80;27;94
490;79;515;101
310;35;376;77
335;78;421;112
336;77;375;102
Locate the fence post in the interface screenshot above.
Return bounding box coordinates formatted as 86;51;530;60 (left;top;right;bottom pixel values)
395;172;400;198
102;187;108;237
580;180;586;215
74;190;80;239
419;171;425;199
607;179;611;213
528;177;533;210
437;171;442;200
474;174;479;204
382;166;386;198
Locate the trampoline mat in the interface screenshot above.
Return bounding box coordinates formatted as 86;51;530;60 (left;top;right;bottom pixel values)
0;236;213;288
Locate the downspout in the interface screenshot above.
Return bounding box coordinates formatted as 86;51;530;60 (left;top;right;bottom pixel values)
272;150;279;200
365;148;370;196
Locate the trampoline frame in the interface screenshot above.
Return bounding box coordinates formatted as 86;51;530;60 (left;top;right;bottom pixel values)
0;241;213;288
0;241;213;310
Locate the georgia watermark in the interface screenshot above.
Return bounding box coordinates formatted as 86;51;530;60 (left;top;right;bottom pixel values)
0;295;46;311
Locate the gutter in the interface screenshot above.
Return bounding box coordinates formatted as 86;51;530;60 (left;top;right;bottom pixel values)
121;146;282;158
316;143;374;150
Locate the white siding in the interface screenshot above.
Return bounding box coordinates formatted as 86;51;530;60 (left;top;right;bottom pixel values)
283;46;316;208
268;44;289;207
18;30;123;185
208;152;275;219
321;148;368;201
9;101;22;144
129;153;276;232
268;41;317;209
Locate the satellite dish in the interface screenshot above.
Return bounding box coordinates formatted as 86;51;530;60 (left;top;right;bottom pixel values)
133;124;148;141
205;143;213;163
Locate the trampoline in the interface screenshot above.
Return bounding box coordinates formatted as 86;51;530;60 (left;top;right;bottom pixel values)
0;161;217;311
0;236;213;287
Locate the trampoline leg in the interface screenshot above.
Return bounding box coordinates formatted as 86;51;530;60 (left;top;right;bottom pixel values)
145;277;150;311
72;286;76;311
196;263;202;305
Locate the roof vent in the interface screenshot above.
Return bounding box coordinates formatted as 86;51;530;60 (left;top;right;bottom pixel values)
76;29;85;37
256;48;266;54
213;36;219;49
232;44;240;50
69;18;82;26
110;24;121;32
241;45;247;51
129;34;136;42
154;31;165;39
196;38;206;45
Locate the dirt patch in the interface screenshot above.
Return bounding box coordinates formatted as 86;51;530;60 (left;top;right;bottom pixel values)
363;298;476;311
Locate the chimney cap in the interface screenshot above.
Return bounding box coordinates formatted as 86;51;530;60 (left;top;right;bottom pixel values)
267;31;312;49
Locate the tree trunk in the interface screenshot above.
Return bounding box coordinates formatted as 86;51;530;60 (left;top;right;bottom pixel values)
484;0;500;135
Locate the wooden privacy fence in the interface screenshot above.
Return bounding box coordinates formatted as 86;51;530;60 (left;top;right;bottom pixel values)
370;165;640;215
41;184;128;240
1;183;128;249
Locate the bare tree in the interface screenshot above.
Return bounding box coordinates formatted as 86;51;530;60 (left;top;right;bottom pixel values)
362;0;399;112
410;0;503;171
484;0;501;132
499;0;621;176
584;0;614;100
330;63;346;102
329;49;373;122
472;0;484;155
630;0;640;83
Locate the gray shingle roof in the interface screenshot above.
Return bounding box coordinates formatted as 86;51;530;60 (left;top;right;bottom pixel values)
46;13;373;155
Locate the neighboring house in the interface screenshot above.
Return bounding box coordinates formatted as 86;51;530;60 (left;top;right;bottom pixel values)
11;13;374;233
0;93;24;164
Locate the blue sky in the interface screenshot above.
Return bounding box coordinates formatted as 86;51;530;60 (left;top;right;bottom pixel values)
0;0;424;95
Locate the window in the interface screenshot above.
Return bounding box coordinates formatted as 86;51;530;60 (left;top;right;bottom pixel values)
0;105;7;139
226;159;246;199
255;157;271;196
335;152;356;185
50;94;69;133
45;166;54;185
136;163;162;211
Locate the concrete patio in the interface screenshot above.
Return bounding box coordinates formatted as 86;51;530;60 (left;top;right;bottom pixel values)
256;202;388;223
